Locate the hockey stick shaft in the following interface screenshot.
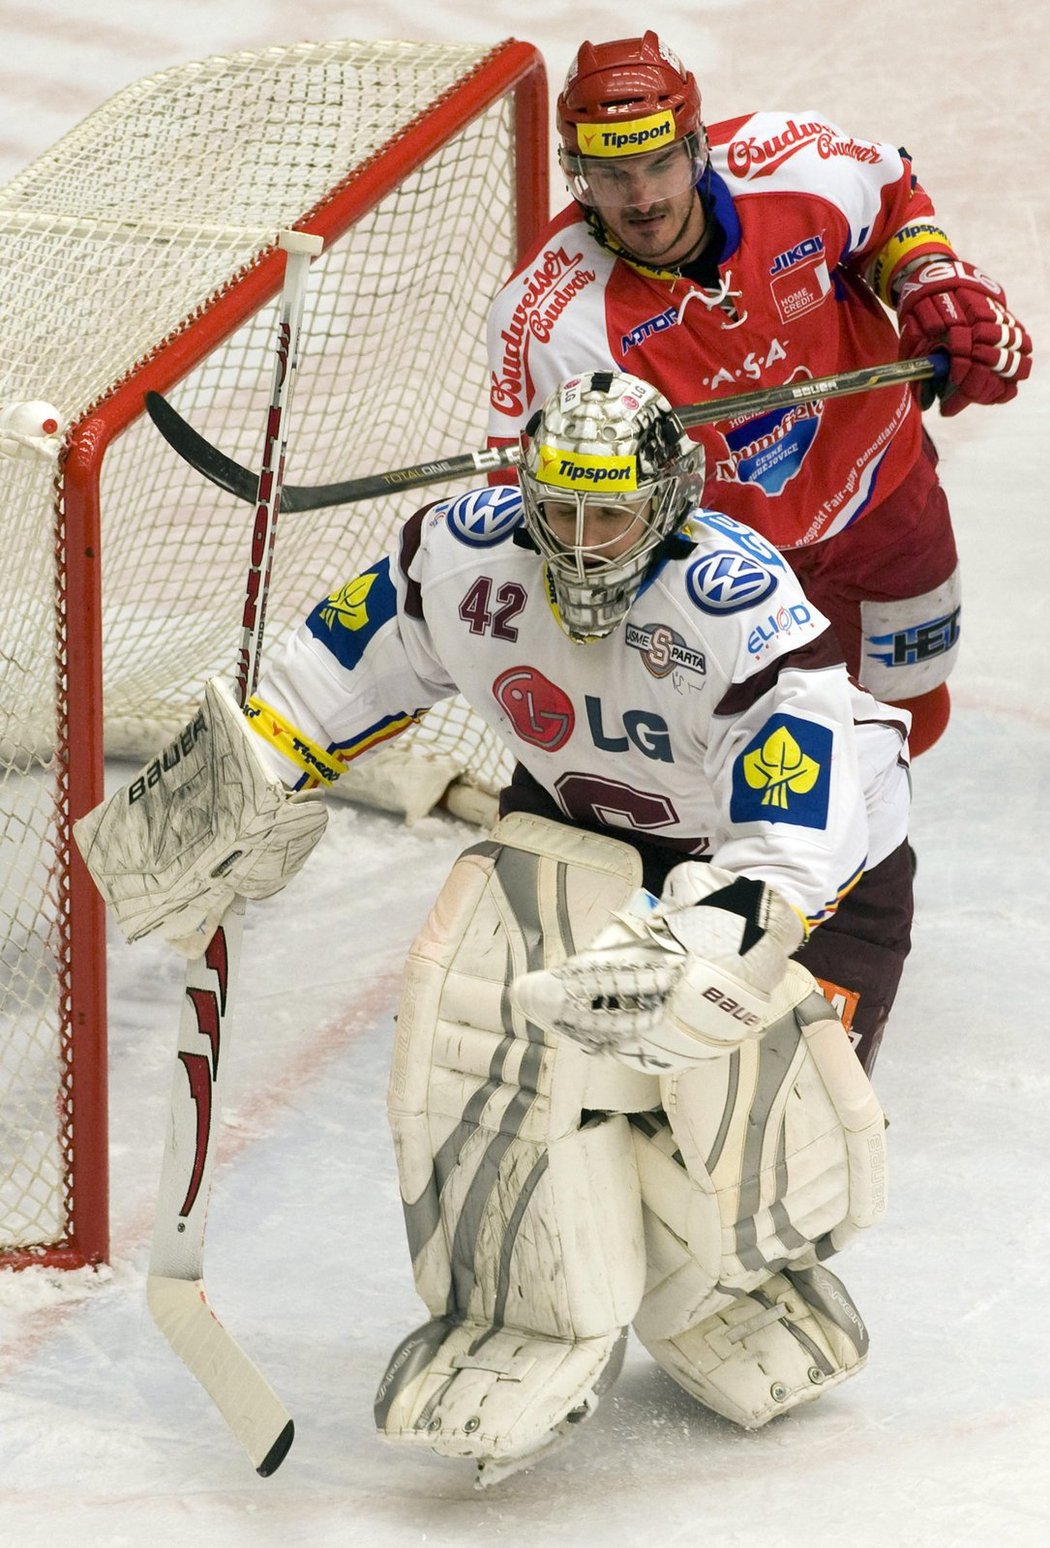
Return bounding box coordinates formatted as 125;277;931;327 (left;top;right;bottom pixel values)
145;352;945;514
147;230;323;1477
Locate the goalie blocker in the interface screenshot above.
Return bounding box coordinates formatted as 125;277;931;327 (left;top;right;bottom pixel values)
73;676;328;957
376;813;886;1483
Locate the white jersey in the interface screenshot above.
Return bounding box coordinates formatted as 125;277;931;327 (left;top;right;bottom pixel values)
255;486;910;929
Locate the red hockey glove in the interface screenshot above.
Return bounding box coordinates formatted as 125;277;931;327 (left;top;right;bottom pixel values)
896;258;1032;418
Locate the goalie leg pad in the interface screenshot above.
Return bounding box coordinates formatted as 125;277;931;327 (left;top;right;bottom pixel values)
637;1263;869;1429
654;963;887;1295
384;815;659;1464
389;813;658;1330
628;969;885;1424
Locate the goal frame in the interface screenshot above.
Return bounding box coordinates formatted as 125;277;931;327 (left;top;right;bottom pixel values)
5;38;547;1271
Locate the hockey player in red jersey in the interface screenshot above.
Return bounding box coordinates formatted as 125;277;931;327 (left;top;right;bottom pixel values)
486;32;1032;755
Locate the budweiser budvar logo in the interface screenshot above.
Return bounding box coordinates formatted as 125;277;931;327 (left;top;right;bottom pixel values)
728;120;880;179
490;246;592;416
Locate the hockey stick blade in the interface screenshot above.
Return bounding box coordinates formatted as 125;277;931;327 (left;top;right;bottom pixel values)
148;903;295;1475
146;353;944;514
147;1274;295;1475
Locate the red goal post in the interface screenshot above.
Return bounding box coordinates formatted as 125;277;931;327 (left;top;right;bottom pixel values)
0;38;548;1269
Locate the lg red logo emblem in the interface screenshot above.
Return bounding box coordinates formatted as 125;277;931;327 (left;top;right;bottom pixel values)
493;666;575;750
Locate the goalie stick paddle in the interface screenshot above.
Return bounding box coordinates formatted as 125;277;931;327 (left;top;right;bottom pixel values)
147;228;323;1477
145;352;946;513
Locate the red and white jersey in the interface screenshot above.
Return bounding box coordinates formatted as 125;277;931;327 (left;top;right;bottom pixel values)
486;110;942;548
254;485;910;929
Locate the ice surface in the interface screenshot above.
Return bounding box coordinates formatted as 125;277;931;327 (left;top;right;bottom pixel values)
1;3;1048;1544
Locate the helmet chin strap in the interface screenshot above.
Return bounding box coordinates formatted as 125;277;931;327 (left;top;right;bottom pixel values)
587;191;708;276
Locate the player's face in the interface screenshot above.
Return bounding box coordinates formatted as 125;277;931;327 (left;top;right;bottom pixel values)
540;497;650;563
583;143;705;267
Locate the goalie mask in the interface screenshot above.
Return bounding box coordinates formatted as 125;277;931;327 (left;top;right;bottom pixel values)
518;371;704;642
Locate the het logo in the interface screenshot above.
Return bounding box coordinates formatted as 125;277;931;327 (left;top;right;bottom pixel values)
866;607;960;667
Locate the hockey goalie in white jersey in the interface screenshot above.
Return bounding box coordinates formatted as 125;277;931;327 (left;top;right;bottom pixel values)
77;370;912;1485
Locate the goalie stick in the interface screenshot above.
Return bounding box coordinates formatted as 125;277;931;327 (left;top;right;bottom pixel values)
145;353;947;513
146;228;323;1476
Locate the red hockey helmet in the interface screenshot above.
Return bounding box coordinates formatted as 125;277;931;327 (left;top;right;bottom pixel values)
557;33;706;207
558;33;702;155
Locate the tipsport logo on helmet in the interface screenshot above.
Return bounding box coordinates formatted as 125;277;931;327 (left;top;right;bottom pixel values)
577;110;676;157
537;445;638;491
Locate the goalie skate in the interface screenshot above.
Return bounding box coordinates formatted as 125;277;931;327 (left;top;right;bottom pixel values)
375;1319;627;1486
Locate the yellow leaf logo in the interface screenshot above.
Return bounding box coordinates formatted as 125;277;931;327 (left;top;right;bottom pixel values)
743;726;821;810
320;572;376;631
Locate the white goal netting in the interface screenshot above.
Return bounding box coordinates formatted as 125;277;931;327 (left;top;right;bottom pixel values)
0;37;546;1264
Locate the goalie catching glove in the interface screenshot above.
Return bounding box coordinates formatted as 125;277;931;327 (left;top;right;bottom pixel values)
73;677;328;957
510;866;807;1071
896;257;1032;417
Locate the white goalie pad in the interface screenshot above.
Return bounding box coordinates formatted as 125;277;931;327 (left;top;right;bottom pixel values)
375;1318;626;1482
73;676;328;956
381;813;659;1465
639;1264;870;1429
629;967;886;1426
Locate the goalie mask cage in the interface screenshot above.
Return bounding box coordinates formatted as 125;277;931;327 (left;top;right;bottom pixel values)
0;37;547;1269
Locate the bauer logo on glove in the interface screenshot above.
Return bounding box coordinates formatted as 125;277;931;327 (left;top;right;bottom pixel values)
126;706;208;804
510;868;807;1071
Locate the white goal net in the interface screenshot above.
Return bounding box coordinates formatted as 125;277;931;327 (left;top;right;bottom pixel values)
0;37;547;1266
